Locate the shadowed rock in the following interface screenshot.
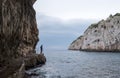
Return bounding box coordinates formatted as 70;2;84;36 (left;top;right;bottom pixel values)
0;0;46;78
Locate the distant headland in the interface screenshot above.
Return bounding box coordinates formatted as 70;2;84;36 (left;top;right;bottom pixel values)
69;13;120;52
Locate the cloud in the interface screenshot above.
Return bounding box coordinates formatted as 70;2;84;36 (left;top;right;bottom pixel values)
34;0;120;20
36;13;99;34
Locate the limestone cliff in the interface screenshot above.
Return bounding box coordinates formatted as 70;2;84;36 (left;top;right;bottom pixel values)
0;0;46;78
0;0;38;64
69;13;120;52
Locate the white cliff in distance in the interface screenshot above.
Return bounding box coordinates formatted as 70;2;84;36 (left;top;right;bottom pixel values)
69;13;120;52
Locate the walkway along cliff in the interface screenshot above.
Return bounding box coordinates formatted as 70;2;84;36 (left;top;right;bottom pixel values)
69;13;120;52
0;0;46;78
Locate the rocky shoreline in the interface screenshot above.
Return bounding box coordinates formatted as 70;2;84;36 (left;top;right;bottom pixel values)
0;53;46;78
24;53;46;70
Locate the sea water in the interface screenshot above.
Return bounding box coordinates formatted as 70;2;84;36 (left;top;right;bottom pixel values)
27;50;120;78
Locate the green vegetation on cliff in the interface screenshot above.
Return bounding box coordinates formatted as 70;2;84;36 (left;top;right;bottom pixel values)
114;13;120;16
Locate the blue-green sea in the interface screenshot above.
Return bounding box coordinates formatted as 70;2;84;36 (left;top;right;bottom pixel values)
27;50;120;78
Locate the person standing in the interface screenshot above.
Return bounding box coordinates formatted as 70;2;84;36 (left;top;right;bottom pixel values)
40;45;43;53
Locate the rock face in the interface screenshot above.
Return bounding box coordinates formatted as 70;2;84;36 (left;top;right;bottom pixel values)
0;0;46;78
24;53;46;70
69;13;120;52
0;0;38;64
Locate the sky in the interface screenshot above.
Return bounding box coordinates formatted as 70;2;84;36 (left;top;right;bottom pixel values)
34;0;120;20
33;0;120;51
35;13;98;51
